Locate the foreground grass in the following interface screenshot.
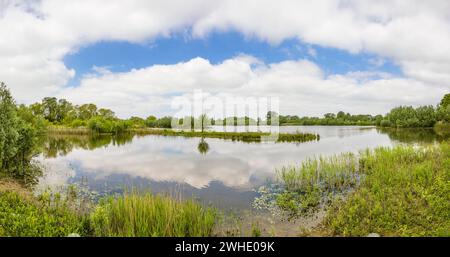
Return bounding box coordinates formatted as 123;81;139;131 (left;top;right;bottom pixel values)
275;142;450;236
0;181;88;236
90;192;216;237
0;186;217;237
275;153;360;217
133;128;319;143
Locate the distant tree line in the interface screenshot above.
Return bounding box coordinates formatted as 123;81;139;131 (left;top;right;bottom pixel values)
380;94;450;128
278;112;383;126
22;92;450;131
278;94;450;128
3;81;450;136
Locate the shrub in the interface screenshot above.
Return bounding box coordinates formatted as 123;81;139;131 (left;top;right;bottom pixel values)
70;119;87;128
380;119;392;127
0;191;88;237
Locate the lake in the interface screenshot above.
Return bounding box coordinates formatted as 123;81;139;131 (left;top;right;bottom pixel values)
35;126;446;212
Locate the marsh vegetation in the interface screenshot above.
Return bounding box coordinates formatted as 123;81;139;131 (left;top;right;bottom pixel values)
0;184;217;237
132;128;319;143
258;143;450;236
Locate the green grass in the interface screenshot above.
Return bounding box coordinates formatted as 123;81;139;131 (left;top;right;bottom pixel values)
275;142;450;236
325;143;450;236
0;183;217;237
132;128;319;143
275;153;360;218
0;190;88;237
90;192;217;237
47;126;92;135
278;153;359;192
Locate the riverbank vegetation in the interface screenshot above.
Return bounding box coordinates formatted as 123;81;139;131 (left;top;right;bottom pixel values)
0;183;217;237
132;129;319;143
0;83;44;184
268;142;450;236
379;94;450;129
279;112;383;126
90;192;216;237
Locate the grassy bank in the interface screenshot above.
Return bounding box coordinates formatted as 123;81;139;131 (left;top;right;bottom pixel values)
278;153;359;216
46;126;319;143
325;143;450;236
47;126;92;135
132;128;319;143
0;184;217;237
0;180;88;236
273;142;450;236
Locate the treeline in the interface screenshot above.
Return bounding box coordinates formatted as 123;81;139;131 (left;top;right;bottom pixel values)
278;112;383;126
380;94;450;128
25;96;175;133
23;92;450;131
279;94;450;128
5;81;450;137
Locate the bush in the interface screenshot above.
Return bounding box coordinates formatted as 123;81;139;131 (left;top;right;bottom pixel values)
385;105;438;128
379;119;392;127
87;117;130;134
0;191;88;236
1;184;217;237
70;119;87;128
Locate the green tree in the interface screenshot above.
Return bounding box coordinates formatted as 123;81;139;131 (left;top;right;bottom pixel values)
145;115;157;127
324;113;336;119
0;82;19;171
41;97;59;122
29;102;44;117
78;104;98;120
56;99;73;122
98;108;116;119
266;111;279;125
0;83;40;182
128;116;146;128
439;93;450;109
199;114;209;132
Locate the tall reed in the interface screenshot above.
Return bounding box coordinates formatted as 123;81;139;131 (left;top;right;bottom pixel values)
90;191;217;237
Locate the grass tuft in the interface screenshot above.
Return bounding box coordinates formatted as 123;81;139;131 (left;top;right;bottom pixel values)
90;191;217;237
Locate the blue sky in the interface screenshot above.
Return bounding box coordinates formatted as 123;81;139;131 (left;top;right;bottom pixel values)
64;32;402;86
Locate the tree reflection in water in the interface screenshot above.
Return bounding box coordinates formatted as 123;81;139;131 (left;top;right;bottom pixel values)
38;133;135;158
197;138;210;155
377;127;449;144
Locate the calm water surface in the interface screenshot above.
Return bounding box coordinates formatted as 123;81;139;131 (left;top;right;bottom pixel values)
35;126;445;211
